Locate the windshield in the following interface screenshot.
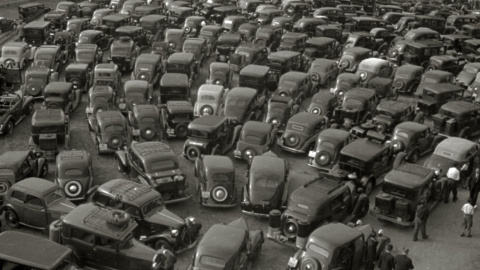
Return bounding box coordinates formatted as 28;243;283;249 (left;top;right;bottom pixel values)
201;94;217;101
44;189;65;205
2;50;17;55
142;198;164;215
189;129;210;139
423;77;439;83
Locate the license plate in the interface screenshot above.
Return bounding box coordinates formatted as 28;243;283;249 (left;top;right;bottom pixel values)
308;151;316;158
202;191;210;198
99;144;108;150
288;257;298;267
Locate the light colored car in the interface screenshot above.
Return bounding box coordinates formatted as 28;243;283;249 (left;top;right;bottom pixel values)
0;42;33;70
194;84;226;118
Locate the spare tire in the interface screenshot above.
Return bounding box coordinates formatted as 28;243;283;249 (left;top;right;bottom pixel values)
175;123;188;138
107;210;130;226
107;135;123;149
186;146;201;161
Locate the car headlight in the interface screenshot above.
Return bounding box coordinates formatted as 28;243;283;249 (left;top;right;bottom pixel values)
311;107;322;115
174;175;185;181
359;72;367;80
272;119;278;125
171;229;179;237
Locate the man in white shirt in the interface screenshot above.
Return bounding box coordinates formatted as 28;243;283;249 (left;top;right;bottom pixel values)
461;198;476;237
445;166;460;203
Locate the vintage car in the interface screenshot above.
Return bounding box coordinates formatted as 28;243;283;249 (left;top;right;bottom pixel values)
0;42;32;70
456;63;480;88
313;7;346;24
426;55;466;76
194;155;237;207
183;115;242;161
267;51;305;83
265;94;299;132
42;82;81;115
272;16;294;31
108;36;140;72
0;17;17;36
78;30;113;51
355;58;396;97
459;25;480;40
90;8;116;27
90;110;129;154
414;70;456;98
338;47;373;73
233;121;277;162
278;32;309;53
168;6;195;28
89;179;200;253
1;177;75;229
267;175;370;245
86;85;115;122
54;1;81;19
241;151;288;216
230;44;269;72
278;112;328;154
221;15;248;33
165;29;186;54
344;30;392;56
18;2;51;23
432;101;480;139
120;0;145;15
53;30;76;61
275;71;313;107
49;203;175;270
54;150;92;202
383;11;414;26
131;5;163;23
334;88;379;130
24;21;53;47
389;39;446;68
223;87;265;125
160;100;193;138
194;84;225;118
283;2;311;22
0;150;48;201
66;18;92;38
371;163;439;226
391;121;444;163
238;22;260;43
308;58;338;88
199;25;223;54
33;45;67;73
92;63;122;92
166;52;198;87
214;33;242;63
373;100;416;134
187;218;264;270
65;63;93;93
238;0;263;15
208;6;241;25
131;53;163;87
0;231;82;270
99;14;131;36
392;64;423;94
128;104;164;142
29;108;70;161
114;26;153;49
292;18;328;38
115;141;191;203
446;14;478;30
182;16;207;38
207;62;232;89
118;80;152;114
78;1;99;18
22;67;57;98
255;8;284;26
285;222;373;269
159;73;190;104
416;83;465;116
139;15;168;40
314;25;343;42
424;137;479;180
253;25;282;52
330;73;361;99
44;11;68;31
306;91;338;119
344;16;386;33
308;128;351;172
442;34;470;54
238;64;271;94
374;4;403;17
408;15;447;34
75;44;102;71
303;37;341;64
0;91;33;136
182;38;208;67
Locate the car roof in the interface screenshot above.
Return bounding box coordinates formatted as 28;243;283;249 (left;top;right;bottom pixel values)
341;137;389;162
167;52;194;63
280;71;309;82
203;155;234;175
345;87;377;99
160;73;189;87
76;43;99;51
66;63;89;71
20;2;45;8
139;14;167;21
25;21;50;28
97;110;125;125
103;14;130;21
124;80;149;90
95;63;119;71
343;47;372;54
306;37;336;46
268;51;301;60
288;112;325;127
188;115;225;133
80;29;103;36
62;203;137;240
430;55;460;62
394;121;428;133
45;82;72;93
242;121;271;137
376;100;410;113
166;100;193;114
133;104;159;117
116;26;142;33
56;150;89;171
396;64;423;73
198;84;224;96
282;32;308;39
311;58;337;67
226;87;257;100
422;83;463;93
0;231;71;269
250;152;285;179
12;177;59;197
240;64;270;77
97;179;160;207
37;45;60;54
131;141;175;159
4;42;27;48
352;16;383;21
465;38;480;45
0;151;29;170
318;128;350;144
308;222;363;252
434;137;476;160
385;163;434;189
440;101;480;115
32;109;65;126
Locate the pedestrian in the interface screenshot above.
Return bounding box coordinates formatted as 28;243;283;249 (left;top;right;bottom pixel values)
470;168;480;206
376;229;390;261
17;22;25;42
433;169;447;201
461;198;476;237
377;244;395;270
461;163;470;189
413;199;429;241
154;247;176;270
445;165;460;203
394;247;414;270
366;231;378;270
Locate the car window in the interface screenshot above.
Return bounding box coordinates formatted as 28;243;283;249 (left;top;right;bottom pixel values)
64;168;83;176
10;190;26;201
93;193;115;207
330;194;344;211
123;203;141;217
25;195;43;207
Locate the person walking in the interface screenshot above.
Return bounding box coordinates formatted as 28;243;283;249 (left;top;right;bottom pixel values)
366;231;378;270
17;22;25;42
413;199;429;241
470;168;480;206
394;247;414;270
445;165;460;203
461;198;476;237
377;244;395;270
376;229;391;261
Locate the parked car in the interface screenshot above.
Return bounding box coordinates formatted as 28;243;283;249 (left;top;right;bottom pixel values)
463;39;480;62
308;128;351;172
330;73;361;99
230;44;269;72
24;21;53;47
223;87;265;125
128;104;164;142
456;63;480;88
131;53;163;88
308;58;339;88
18;2;51;23
75;44;102;71
115;141;190;203
356;58;397;99
315;24;343;42
1;177;75;229
183;115;242;161
278;112;328;154
392;64;423;94
241;152;288;216
233;121;277;162
78;29;113;51
90;8;116;26
49;203;176;270
194;84;225;118
373;100;416;134
182;38;208;67
306;91;338;119
432;101;480;139
86;85;116;124
426;55;466;76
44;11;67;31
338;47;373;73
265;94;300;132
160;100;194;139
416;83;465;116
0;42;32;70
267;175;369;245
118;80;153;114
239;64;271;94
278;32;308;53
42;82;82;115
108;36;140;72
92;63;122;92
89;178;201;252
207;62;233;89
267;51;306;83
166;52;198;87
215;33;242;63
187;218;264;270
65;63;93;93
90;110;129;154
391;121;444;163
33;45;67;73
54;150;92;202
334;87;379;130
0;91;35;136
29;108;70;161
414;70;456;98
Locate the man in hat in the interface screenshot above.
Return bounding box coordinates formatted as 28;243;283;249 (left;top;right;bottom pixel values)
376;229;390;260
365;231;378;270
413;199;429;241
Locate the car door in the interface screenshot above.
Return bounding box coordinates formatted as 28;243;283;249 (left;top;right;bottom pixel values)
92;236;120;268
70;228;95;261
417;128;432;153
330;191;349;222
18;158;33;179
23;194;47;228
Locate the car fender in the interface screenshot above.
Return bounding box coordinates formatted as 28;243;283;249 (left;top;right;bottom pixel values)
36;157;46;177
2;115;15;130
300;134;317;152
115;150;129;173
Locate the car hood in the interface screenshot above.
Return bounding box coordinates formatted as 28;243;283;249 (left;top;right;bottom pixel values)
47;199;76;214
457;71;476;86
144;208;184;229
249;185;277;205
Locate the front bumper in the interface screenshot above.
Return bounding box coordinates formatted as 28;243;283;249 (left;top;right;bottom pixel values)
370;209;413;227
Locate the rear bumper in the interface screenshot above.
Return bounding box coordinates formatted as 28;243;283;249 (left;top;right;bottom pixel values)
369;209;413;227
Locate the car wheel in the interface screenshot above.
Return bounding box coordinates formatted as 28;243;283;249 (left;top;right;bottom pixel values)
186;146;201;161
174;123;188;139
41;162;48;177
409;150;419;164
0;181;11;197
364;181;373;196
155;239;174;253
356;197;369;218
107;210;130;226
5;120;14;136
5;208;20;228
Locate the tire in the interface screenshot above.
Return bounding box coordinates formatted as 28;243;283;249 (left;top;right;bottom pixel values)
155;239;174;253
174;123;188;139
393;152;407;169
107;210;130;226
414;112;424;124
186;146;201;161
0;181;11;197
409;149;419;163
364;181;373;196
5;120;14;136
40;162;48;177
353;196;369;219
5;208;20;228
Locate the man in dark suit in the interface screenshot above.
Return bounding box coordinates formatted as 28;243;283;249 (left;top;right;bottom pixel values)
470;168;480;206
365;231;378;270
412;199;429;241
394;247;414;270
377;244;395;270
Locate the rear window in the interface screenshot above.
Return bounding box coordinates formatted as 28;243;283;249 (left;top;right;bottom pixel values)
0;169;14;176
141;117;155;124
395;131;409;139
382;182;415;200
201;95;216;101
320;141;335;148
255;178;278;188
212;173;229;182
27;77;44;83
44;189;65;205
